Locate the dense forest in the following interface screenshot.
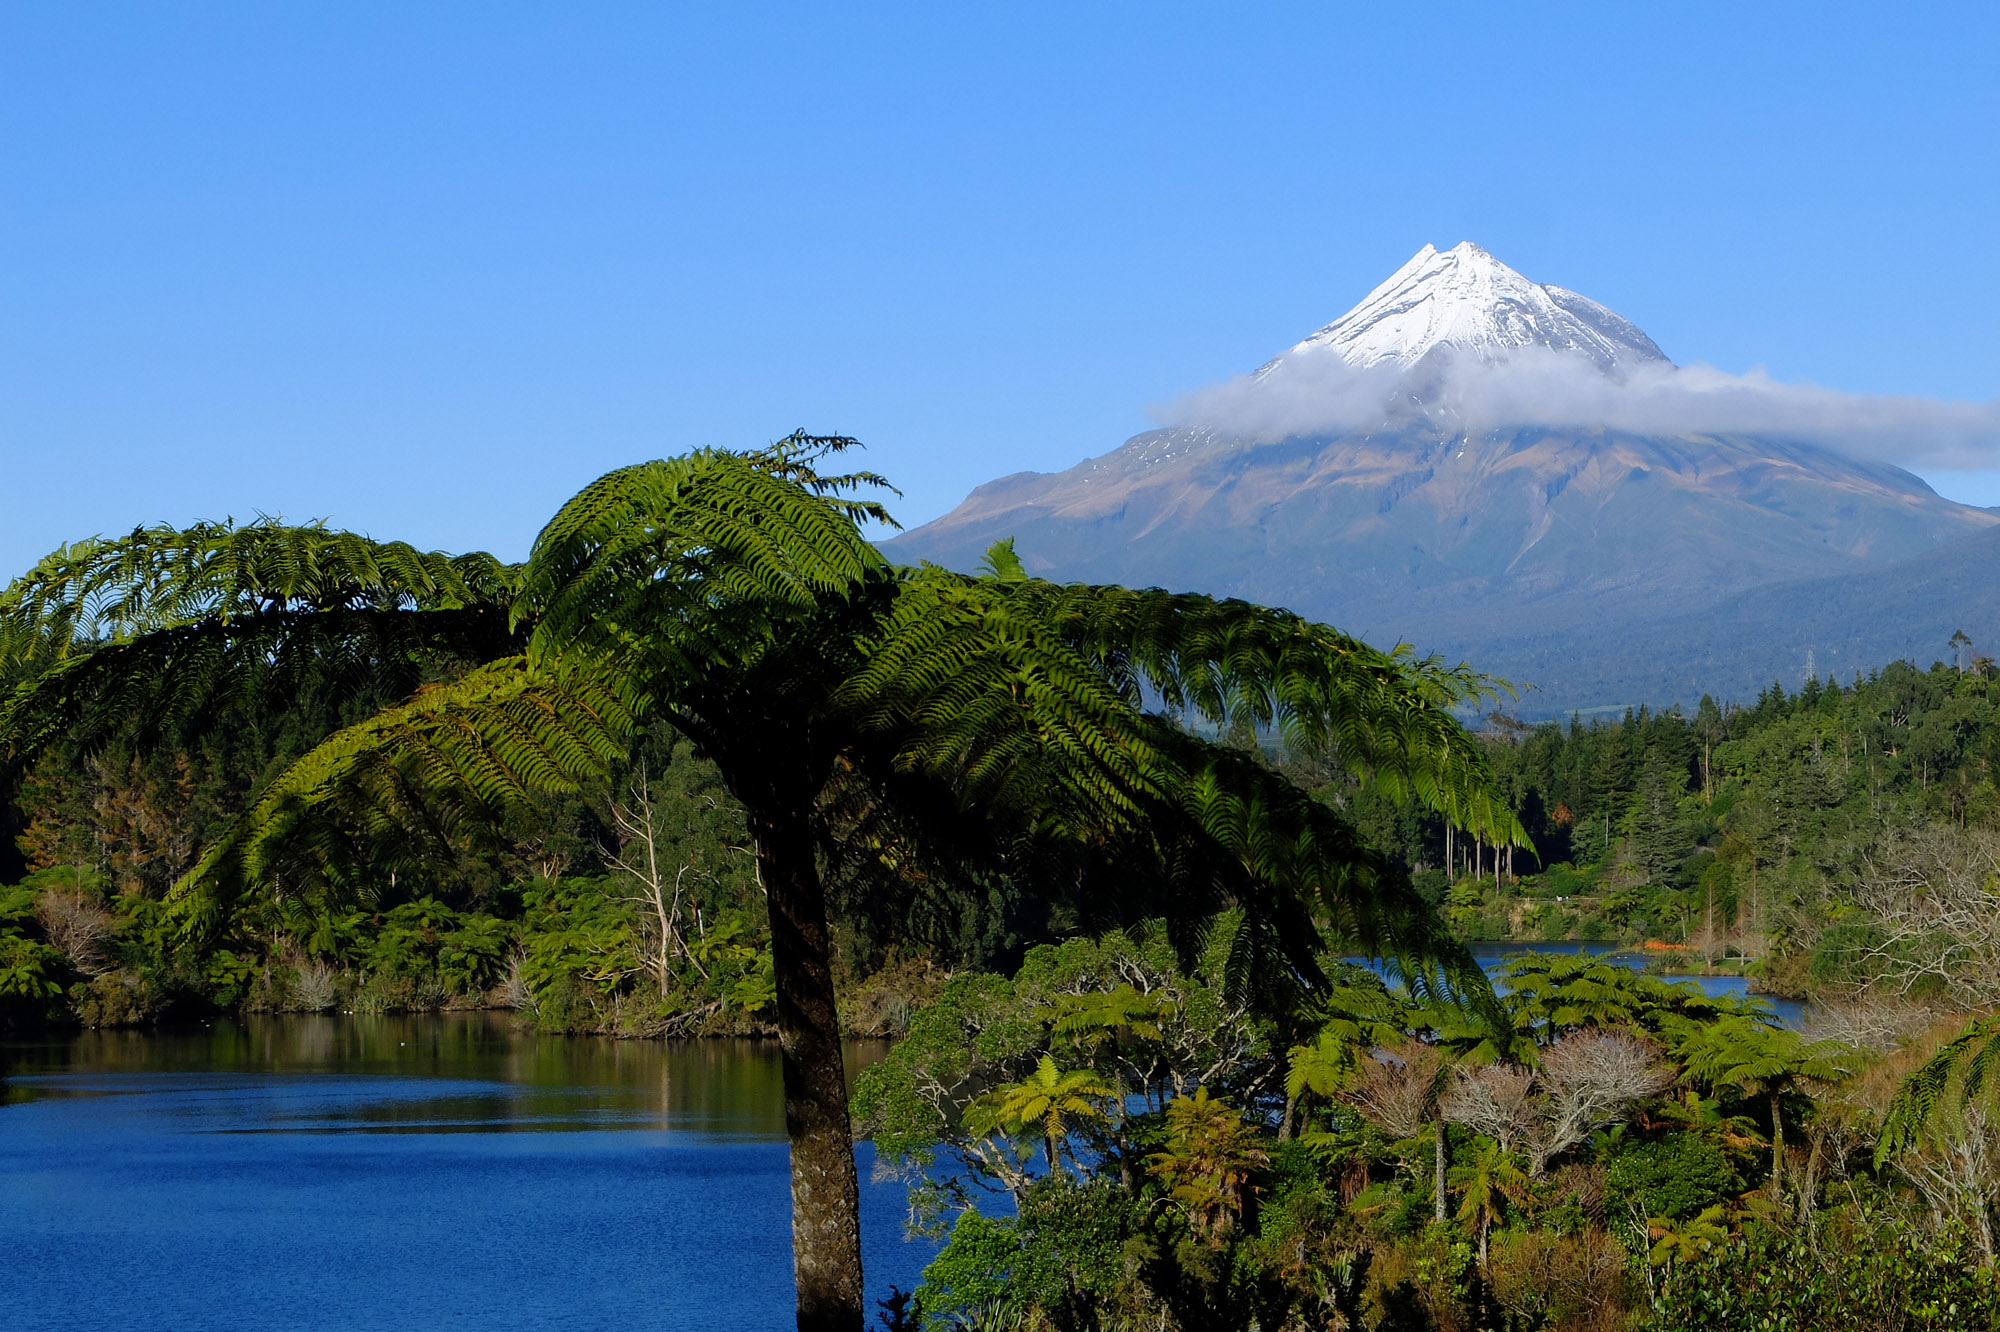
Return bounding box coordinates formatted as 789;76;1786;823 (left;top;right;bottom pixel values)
5;600;2000;1327
0;699;983;1039
1348;652;2000;1012
14;651;2000;1039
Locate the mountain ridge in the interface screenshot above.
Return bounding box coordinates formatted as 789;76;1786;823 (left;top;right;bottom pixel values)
887;244;1997;715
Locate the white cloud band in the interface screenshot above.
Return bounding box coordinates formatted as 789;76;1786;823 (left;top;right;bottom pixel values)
1163;345;2000;469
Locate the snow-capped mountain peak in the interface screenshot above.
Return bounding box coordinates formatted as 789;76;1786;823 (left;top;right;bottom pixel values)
1289;241;1669;372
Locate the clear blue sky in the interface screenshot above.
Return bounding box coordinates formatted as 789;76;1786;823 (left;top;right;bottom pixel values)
4;2;1996;576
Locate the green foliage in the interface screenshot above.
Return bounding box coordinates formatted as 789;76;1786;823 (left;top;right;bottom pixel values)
0;933;64;1003
912;1210;1020;1327
1649;1216;2000;1331
0;518;519;761
964;1055;1113;1170
1677;1018;1855;1101
1495;952;1764;1043
1008;1177;1149;1329
2;437;1520;1042
1646;1204;1731;1268
852;969;1040;1169
1877;1012;2000;1163
1449;1138;1526;1247
1605;1133;1735;1221
1147;1087;1269;1242
1465;664;2000;985
872;901;2000;1332
914;1178;1148;1332
854;926;1267;1194
170;656;633;942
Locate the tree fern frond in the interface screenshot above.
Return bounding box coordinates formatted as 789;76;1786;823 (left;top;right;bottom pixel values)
519;449;892;674
0;518;515;669
0;606;520;760
1877;1014;2000;1163
742;430;902;528
878;569;1527;849
166;656;631;942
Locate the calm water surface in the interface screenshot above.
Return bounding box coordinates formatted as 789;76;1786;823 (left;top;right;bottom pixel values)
0;1014;939;1332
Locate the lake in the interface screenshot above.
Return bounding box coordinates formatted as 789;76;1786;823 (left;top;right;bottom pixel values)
0;943;1806;1331
0;1015;940;1332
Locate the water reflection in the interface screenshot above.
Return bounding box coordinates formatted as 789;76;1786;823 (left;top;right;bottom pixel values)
2;1012;890;1138
0;1016;927;1332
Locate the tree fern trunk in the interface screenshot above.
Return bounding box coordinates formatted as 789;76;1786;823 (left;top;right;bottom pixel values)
755;805;864;1332
1769;1090;1785;1199
1434;1113;1449;1223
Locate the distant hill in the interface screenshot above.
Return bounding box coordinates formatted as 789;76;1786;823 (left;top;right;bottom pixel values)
888;243;1998;716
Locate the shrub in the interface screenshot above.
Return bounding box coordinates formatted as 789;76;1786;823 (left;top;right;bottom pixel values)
1605;1134;1734;1222
0;933;65;1000
71;970;163;1027
1009;1176;1146;1327
914;1209;1019;1328
1485;1227;1635;1331
1649;1217;2000;1331
293;960;338;1012
34;887;118;976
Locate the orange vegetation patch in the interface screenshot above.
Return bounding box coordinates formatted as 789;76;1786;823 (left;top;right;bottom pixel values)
1640;939;1694;952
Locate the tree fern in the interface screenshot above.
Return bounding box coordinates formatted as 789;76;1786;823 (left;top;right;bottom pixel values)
0;436;1529;1332
1876;1013;2000;1164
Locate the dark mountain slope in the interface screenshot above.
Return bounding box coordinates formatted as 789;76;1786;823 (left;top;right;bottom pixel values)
1478;522;2000;714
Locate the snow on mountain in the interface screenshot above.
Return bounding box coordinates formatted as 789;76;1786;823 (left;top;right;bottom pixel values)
1282;241;1670;374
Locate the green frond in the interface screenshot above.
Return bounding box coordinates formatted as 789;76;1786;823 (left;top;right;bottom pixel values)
0;606;519;760
915;572;1527;848
0;520;520;761
1679;1018;1857;1103
1286;1030;1364;1101
826;563;1500;1010
519;447;893;672
1877;1014;2000;1164
166;656;631;943
978;539;1027;582
741;430;902;528
0;518;514;668
1051;983;1170;1043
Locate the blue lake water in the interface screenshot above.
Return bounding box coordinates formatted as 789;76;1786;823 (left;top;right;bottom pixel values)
0;1016;939;1332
